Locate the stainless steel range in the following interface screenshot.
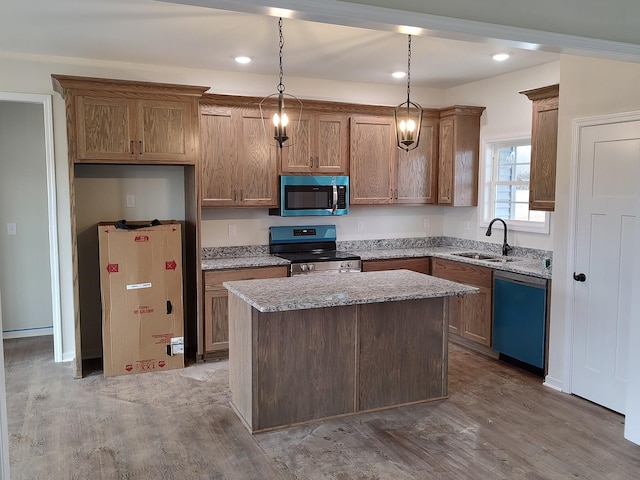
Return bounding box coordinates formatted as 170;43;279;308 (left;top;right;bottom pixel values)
269;225;361;276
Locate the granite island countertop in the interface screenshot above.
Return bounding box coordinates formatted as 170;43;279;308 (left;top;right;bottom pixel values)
223;269;478;312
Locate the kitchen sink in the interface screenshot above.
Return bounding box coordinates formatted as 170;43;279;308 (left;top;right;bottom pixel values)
451;252;520;263
451;252;498;260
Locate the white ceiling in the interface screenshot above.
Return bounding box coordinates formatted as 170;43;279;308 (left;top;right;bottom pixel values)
0;0;566;89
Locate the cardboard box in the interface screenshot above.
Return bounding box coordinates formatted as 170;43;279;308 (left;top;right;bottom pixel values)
98;221;184;377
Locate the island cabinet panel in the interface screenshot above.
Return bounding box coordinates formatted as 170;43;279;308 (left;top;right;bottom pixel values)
228;290;450;433
432;258;492;347
358;298;446;411
280;113;349;174
252;306;358;431
362;257;430;274
203;266;288;356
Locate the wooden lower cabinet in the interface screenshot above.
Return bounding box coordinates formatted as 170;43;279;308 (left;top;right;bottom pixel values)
362;257;430;275
203;266;288;356
431;258;492;347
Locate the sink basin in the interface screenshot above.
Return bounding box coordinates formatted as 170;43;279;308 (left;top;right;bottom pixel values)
484;257;520;263
451;252;497;260
451;252;521;263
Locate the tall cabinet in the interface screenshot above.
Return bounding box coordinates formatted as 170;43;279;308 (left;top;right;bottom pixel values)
438;106;486;206
520;84;559;212
52;75;208;377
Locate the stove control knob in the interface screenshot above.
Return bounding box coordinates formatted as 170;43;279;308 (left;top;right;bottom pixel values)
300;264;307;271
308;264;315;271
342;261;350;269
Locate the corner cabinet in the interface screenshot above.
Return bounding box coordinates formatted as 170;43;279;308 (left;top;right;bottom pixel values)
52;75;207;164
200;105;279;207
280;112;349;174
520;84;559;212
438;106;485;206
203;266;288;356
431;258;492;347
350;114;439;205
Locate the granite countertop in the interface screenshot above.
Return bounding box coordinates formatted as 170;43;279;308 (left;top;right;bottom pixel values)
224;269;478;312
201;255;289;271
203;245;551;279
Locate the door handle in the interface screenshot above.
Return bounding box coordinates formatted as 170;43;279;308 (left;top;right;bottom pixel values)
573;272;586;282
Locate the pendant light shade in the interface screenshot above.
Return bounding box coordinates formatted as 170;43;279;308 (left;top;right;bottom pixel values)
395;35;423;152
260;17;302;149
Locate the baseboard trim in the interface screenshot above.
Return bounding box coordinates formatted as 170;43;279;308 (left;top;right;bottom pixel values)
543;375;564;392
2;327;53;339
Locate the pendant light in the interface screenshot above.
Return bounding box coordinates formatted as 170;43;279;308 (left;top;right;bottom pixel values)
260;17;302;149
395;35;423;152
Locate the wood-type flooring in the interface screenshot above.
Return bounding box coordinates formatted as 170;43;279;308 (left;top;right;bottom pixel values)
4;336;640;479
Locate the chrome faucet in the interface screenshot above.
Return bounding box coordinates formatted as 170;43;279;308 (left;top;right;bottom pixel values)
486;218;512;256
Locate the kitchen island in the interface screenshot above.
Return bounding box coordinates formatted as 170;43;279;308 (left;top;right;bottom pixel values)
224;270;477;433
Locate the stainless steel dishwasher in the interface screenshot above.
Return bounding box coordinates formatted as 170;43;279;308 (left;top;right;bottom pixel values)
492;270;548;375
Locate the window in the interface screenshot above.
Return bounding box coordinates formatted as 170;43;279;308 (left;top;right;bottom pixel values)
483;138;549;233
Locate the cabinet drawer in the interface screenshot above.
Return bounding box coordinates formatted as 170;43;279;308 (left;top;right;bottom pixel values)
431;258;492;288
362;258;430;274
204;266;288;292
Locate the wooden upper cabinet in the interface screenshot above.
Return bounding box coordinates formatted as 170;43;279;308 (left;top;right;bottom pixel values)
521;84;559;212
52;75;207;164
349;115;396;204
437;106;485;206
351;114;440;205
200;104;278;207
396;116;438;204
281;113;349;174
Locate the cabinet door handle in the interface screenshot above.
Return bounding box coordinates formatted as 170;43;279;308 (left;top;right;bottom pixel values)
240;190;243;201
138;140;143;155
233;190;237;202
395;189;398;200
390;189;393;200
130;140;134;155
310;156;314;167
315;156;319;168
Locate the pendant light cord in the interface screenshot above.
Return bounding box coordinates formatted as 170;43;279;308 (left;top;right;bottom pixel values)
277;17;285;94
406;35;412;108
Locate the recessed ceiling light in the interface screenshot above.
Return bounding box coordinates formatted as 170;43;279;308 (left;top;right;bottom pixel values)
492;53;510;62
235;56;252;64
392;71;406;79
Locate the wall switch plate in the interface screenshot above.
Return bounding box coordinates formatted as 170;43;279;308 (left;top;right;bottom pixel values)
423;217;431;230
7;223;17;236
228;224;237;236
357;220;365;232
126;194;135;208
463;221;470;231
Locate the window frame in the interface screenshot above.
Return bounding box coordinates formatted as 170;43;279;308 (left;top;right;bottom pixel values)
481;136;550;234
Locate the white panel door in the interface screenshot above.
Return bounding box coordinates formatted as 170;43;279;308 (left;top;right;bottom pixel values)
572;120;640;414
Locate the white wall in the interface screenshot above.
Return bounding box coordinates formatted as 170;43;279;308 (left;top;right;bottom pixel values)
546;56;640;441
442;61;560;251
0;102;53;336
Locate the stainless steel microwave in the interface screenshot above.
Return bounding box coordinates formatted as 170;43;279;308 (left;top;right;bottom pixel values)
270;175;349;216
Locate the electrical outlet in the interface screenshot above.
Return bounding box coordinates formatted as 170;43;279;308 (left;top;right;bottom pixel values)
357;220;365;232
228;224;237;236
126;194;135;208
463;221;470;231
7;223;17;236
423;217;431;230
